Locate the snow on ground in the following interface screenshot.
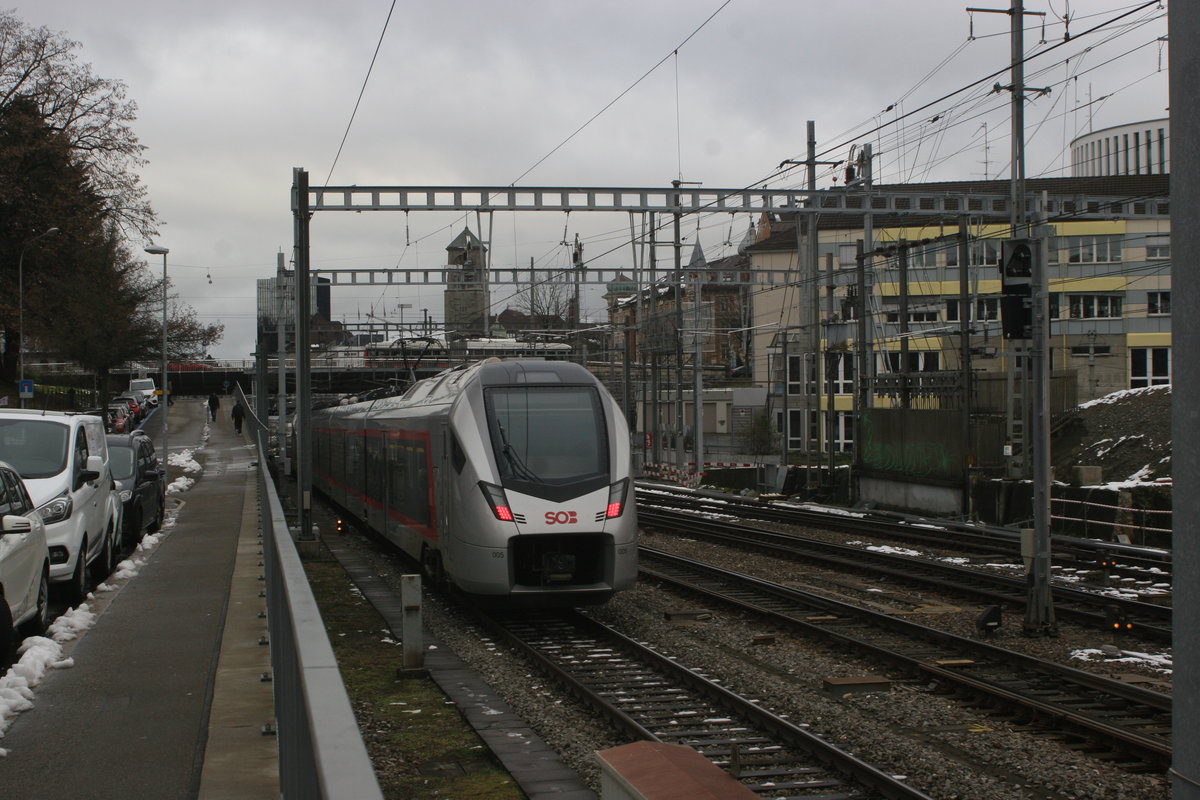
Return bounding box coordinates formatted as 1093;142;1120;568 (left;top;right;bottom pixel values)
1070;647;1172;674
0;431;205;754
1078;384;1170;409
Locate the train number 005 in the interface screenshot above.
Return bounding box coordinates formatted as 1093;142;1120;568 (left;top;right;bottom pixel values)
544;511;578;525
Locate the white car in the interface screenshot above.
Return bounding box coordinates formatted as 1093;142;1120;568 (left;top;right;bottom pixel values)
0;460;50;658
0;411;120;604
129;377;159;407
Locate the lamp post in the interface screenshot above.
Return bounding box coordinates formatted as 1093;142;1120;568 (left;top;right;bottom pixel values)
18;227;61;408
144;246;169;473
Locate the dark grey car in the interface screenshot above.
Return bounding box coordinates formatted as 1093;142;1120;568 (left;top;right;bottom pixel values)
106;432;166;550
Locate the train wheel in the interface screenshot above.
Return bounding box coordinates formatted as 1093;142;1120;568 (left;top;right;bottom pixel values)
420;545;446;588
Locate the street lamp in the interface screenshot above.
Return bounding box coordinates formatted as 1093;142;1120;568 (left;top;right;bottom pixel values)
144;245;169;473
19;227;61;408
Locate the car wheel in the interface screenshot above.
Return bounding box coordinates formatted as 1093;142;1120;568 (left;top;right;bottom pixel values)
18;566;49;637
123;510;143;551
147;496;164;533
66;540;90;606
89;530;114;586
0;590;13;670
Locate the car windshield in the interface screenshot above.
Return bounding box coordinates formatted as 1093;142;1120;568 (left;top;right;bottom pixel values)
109;444;135;481
485;385;608;485
0;419;70;479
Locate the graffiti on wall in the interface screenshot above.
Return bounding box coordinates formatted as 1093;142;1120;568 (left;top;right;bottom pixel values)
861;412;961;480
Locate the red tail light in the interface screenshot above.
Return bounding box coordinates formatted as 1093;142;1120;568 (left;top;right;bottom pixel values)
479;482;515;521
606;479;629;519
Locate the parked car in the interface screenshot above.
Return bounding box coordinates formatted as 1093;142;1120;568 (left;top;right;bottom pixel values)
113;394;143;420
106;404;131;434
0;411;120;604
107;432;166;550
128;378;158;408
0;459;50;661
109;396;138;423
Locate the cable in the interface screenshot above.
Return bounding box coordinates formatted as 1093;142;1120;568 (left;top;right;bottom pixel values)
770;1;1162;187
323;0;397;186
508;0;732;186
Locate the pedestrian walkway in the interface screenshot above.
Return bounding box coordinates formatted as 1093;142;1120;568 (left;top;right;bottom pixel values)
0;397;277;799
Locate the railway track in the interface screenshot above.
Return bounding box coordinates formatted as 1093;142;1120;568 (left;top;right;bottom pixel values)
472;606;936;799
635;484;1172;581
637;506;1172;642
638;546;1172;771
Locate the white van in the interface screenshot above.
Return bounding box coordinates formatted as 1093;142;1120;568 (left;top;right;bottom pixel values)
0;411;120;604
129;377;158;407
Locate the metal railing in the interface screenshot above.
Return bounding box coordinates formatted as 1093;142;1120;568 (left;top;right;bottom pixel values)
236;387;384;800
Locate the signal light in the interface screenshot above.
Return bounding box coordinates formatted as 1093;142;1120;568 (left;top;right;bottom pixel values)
1105;606;1132;633
336;518;346;535
999;238;1037;340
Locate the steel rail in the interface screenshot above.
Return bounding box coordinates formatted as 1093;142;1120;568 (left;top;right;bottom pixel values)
472;607;935;800
637;507;1172;641
639;547;1172;768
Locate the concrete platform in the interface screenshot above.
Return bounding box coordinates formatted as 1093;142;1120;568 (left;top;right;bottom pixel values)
0;397;277;799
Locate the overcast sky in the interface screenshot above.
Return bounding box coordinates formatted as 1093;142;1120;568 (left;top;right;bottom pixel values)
17;1;1169;359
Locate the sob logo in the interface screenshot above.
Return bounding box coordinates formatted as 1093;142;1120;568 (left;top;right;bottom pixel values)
544;510;578;525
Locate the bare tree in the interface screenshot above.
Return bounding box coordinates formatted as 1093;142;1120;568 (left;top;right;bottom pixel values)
0;10;156;240
512;269;574;331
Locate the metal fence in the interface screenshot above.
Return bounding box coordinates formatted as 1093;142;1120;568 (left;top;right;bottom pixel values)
236;387;384;800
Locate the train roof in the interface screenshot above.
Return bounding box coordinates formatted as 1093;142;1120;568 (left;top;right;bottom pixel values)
317;358;601;416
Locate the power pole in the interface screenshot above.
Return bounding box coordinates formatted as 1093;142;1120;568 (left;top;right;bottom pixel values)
672;181;685;475
291;167;313;542
971;1;1054;636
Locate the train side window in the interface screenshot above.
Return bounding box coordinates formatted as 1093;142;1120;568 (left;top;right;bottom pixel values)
388;436;406;508
450;432;466;474
366;434;385;503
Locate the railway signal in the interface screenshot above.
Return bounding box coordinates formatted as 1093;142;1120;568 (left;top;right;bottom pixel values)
976;605;1003;637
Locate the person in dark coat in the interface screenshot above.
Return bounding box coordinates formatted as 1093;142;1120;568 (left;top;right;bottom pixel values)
231;402;245;434
207;392;220;421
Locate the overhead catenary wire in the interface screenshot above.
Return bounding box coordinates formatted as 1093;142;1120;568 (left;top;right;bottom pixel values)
323;0;397;187
321;2;1163;334
508;0;732;187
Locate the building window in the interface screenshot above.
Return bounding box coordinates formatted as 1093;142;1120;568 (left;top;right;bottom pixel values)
785;353;816;396
1050;294;1123;319
1070;344;1111;356
1063;235;1122;264
787;408;806;450
879;351;940;372
969;239;999;266
946;297;1000;322
885;306;939;323
1147;291;1171;316
832;411;854;452
829;353;854;395
908;243;940;268
1130;347;1170;388
1145;235;1170;260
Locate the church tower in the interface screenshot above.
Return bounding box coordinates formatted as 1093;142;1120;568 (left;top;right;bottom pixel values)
443;227;489;338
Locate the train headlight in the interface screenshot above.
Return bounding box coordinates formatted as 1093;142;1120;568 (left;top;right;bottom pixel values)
479;482;515;521
605;479;629;518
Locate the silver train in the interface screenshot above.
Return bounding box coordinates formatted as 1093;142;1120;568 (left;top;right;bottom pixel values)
312;358;638;603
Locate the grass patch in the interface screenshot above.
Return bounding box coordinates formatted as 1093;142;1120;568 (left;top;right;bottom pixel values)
304;557;525;799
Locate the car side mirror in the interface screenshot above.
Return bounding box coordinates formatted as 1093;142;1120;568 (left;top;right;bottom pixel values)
78;454;104;488
2;514;33;534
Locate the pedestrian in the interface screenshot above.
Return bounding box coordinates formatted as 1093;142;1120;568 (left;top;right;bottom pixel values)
231;402;244;434
207;392;220;422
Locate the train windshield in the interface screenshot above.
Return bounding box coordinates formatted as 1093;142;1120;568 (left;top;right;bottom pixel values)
485;386;609;488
